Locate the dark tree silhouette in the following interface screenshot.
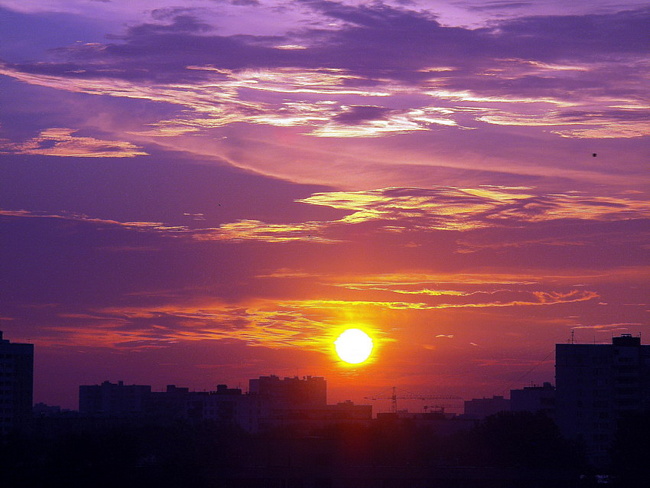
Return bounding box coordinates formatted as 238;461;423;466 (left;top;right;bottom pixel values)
609;411;650;487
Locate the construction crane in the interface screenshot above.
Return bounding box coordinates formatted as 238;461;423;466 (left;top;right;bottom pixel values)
364;386;463;414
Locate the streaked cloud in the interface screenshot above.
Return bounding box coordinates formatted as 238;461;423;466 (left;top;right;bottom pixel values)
1;3;647;145
37;287;598;355
329;266;650;290
330;271;540;287
478;107;650;139
3;185;648;246
299;186;650;231
0;127;147;157
572;322;643;331
299;292;599;310
0;209;184;232
40;299;392;354
193;219;338;243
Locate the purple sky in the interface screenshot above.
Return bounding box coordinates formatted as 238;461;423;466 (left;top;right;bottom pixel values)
0;0;648;410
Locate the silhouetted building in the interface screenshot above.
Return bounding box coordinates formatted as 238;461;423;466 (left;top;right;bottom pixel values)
246;376;375;433
148;384;190;420
79;380;151;417
33;402;62;418
263;400;372;432
555;334;650;466
76;376;369;434
186;384;247;425
0;331;34;434
249;375;327;407
510;382;555;417
463;395;510;419
376;409;474;437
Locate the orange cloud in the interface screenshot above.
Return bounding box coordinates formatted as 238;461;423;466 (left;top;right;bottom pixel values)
192;219;338;243
328;266;650;290
310;291;599;310
43;299;395;354
299;186;650;230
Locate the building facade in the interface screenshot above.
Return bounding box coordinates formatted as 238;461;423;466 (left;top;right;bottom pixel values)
77;376;371;433
462;395;510;420
510;382;555;417
249;375;327;407
79;380;151;417
0;331;34;434
555;334;650;465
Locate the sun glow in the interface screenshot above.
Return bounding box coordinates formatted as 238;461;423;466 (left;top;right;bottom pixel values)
334;328;374;364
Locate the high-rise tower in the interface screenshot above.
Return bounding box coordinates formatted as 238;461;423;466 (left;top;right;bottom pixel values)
555;334;650;466
0;331;34;434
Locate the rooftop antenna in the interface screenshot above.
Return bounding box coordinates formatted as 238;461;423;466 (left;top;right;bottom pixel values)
570;329;575;344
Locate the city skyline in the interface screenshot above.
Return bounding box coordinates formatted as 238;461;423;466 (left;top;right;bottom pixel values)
1;0;648;410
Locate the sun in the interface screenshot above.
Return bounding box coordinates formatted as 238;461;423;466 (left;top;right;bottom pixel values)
334;328;374;364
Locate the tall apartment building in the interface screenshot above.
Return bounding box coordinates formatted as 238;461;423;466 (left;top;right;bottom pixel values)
0;331;34;434
555;334;650;466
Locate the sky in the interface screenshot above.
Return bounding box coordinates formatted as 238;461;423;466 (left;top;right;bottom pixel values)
0;0;648;411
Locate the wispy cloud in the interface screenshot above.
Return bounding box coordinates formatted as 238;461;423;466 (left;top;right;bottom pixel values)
192;219;338;243
0;209;184;232
329;266;650;290
37;287;598;354
315;289;601;310
3;186;648;245
1;4;648;144
299;186;650;231
477;107;650;139
571;322;643;331
0;127;147;157
41;299;393;353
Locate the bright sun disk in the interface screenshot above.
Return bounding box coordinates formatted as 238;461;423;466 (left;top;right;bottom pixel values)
334;328;374;364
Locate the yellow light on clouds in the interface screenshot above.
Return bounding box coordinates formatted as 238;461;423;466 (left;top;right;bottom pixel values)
335;328;374;364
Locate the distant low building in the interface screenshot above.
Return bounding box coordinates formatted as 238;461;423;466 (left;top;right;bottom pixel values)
376;410;474;436
249;375;327;407
0;331;34;434
149;384;190;420
33;402;62;418
186;385;247;425
262;400;372;432
462;395;510;420
246;376;373;432
79;380;151;417
510;382;555;417
77;375;372;433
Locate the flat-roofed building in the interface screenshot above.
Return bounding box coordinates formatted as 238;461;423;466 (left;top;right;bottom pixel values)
463;395;510;420
79;380;151;417
510;382;555;417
